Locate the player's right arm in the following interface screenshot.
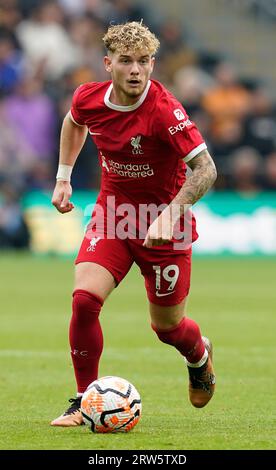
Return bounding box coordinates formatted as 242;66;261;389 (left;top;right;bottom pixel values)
52;112;88;214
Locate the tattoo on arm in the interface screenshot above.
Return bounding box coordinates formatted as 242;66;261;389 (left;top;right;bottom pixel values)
173;150;217;212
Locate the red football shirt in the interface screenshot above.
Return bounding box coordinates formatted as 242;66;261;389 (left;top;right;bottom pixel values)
70;79;207;241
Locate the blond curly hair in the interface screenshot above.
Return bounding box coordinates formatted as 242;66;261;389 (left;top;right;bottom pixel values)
103;21;160;56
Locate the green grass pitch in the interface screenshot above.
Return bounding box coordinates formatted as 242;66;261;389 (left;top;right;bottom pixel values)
0;253;275;450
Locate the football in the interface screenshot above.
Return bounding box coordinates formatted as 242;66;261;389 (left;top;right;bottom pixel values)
80;376;142;433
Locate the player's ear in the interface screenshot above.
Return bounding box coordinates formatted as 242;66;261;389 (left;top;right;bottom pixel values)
104;56;112;73
150;57;155;73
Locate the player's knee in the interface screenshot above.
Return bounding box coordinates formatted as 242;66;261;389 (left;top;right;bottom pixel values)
72;289;103;319
151;317;186;346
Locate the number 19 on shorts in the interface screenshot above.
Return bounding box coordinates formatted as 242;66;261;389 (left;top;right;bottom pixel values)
153;265;179;293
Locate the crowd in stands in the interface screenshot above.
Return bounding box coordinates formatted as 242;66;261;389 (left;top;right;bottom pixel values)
1;0;276;248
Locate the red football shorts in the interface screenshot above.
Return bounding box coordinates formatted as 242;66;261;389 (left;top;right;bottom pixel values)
75;234;191;307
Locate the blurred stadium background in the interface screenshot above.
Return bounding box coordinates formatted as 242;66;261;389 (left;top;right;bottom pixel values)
1;0;276;255
1;0;276;451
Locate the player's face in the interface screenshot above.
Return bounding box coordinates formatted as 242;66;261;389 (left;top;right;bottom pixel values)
104;50;155;105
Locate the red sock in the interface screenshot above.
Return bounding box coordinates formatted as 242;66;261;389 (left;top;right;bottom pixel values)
152;317;205;363
69;289;103;393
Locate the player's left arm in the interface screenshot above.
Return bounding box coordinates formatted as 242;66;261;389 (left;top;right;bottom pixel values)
143;149;217;247
174;149;217;207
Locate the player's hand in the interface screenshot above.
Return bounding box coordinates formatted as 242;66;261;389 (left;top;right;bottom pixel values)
143;210;174;248
51;180;74;214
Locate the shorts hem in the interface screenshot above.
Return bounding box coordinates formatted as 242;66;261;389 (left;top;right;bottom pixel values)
147;291;190;307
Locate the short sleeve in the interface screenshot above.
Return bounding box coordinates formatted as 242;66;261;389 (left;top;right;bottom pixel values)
70;84;87;126
155;93;207;162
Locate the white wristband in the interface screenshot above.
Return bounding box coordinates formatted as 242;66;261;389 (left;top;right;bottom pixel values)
56;164;73;182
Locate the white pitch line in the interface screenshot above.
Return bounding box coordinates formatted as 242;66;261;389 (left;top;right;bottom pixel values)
0;350;66;357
